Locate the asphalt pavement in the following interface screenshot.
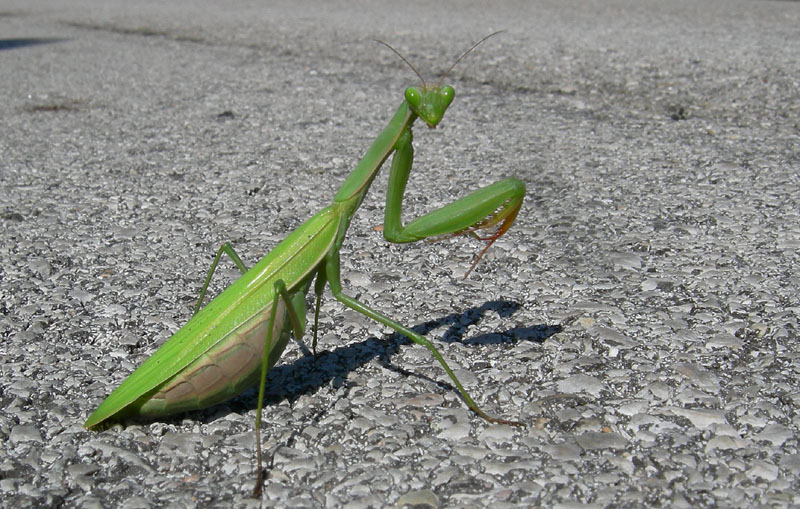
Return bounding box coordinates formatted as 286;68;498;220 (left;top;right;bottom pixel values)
1;0;799;507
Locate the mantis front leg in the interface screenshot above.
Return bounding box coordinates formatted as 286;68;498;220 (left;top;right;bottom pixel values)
383;130;526;277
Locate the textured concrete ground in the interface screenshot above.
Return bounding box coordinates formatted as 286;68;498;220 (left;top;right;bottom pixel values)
1;0;799;507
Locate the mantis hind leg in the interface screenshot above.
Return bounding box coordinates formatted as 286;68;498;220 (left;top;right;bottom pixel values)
193;243;250;315
324;252;522;427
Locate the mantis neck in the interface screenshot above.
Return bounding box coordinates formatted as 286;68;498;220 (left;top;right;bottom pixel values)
333;101;416;206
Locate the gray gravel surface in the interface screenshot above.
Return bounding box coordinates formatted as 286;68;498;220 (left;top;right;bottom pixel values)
2;0;799;507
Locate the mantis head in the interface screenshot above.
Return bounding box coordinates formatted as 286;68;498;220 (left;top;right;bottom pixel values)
404;85;455;128
377;31;504;128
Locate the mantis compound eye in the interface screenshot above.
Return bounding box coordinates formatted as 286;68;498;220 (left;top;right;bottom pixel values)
404;87;421;111
441;85;455;108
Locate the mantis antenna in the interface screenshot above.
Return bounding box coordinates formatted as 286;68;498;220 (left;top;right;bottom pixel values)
438;30;506;86
376;30;506;88
375;39;427;88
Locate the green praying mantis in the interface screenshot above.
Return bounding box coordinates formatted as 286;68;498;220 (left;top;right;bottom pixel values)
84;32;526;496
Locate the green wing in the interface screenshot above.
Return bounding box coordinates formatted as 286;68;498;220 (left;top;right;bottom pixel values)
84;207;339;429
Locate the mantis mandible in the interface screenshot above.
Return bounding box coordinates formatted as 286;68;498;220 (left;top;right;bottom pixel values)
84;33;526;497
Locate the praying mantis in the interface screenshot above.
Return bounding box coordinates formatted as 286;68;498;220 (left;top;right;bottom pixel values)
84;33;526;496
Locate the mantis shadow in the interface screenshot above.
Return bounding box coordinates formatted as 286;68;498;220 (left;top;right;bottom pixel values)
208;299;561;419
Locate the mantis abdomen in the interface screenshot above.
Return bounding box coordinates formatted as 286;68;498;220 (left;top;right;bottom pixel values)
85;207;338;429
134;300;292;418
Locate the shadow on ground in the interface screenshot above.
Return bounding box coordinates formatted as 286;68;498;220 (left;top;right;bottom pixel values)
186;299;562;421
0;37;67;50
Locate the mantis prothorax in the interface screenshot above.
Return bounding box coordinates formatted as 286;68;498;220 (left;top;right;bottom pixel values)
84;32;526;497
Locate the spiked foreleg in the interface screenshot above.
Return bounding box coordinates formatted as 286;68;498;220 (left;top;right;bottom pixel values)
381;130;525;277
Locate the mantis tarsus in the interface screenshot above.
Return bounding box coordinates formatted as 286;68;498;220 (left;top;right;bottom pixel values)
84;32;526;497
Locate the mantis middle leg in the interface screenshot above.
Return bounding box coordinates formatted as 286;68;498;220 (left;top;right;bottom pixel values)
191;244;312;497
252;278;309;497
